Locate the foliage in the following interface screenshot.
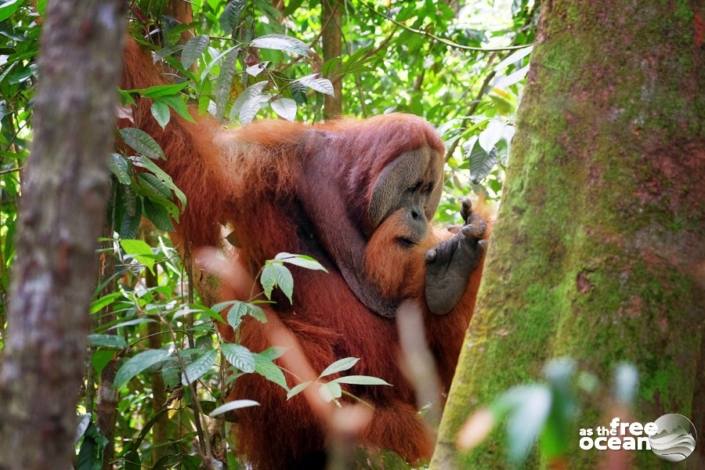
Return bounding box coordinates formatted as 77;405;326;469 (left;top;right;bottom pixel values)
457;359;639;467
0;0;536;467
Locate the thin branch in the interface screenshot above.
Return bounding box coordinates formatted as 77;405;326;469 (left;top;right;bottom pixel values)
0;166;22;175
365;3;532;53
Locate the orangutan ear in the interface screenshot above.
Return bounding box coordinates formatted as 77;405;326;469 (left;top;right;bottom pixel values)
368;149;429;228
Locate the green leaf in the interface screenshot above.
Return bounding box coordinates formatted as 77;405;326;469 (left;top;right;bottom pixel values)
137;172;172;200
220;0;247;34
143;199;174;232
150;101;171;129
274;252;326;271
295;74;334;96
123;449;141;470
222;343;255;373
133;155;187;206
250;34;310;56
132;82;188;99
225;301;247;328
318;381;342;402
463;137;498;183
109;153;131;185
135;174;180;220
286;381;311;400
209;399;259;417
320;357;359;377
260;262;294;302
160;95;196;123
91;350;115;376
181;35;209;69
88;334;127;350
110;318;156;330
114;349;171;389
215;47;239;120
271;98;297;121
332;375;392;386
120;239;156;272
230;81;271;124
181;349;218;385
76;422;108;470
0;0;24;22
258;346;285;361
119;128;164;160
90;292;121;314
254;353;288;390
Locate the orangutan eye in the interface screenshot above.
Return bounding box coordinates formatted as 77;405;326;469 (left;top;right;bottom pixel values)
407;182;422;193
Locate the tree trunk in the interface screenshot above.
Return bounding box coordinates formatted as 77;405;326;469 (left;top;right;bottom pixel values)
433;1;705;468
0;1;127;468
321;0;343;119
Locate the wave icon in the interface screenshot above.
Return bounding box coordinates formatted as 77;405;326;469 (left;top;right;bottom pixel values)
649;414;697;462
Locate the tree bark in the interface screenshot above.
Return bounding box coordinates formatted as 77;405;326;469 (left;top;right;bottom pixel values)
321;0;343;119
433;1;705;468
0;1;127;468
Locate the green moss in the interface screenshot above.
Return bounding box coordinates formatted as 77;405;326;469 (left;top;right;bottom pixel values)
432;1;705;468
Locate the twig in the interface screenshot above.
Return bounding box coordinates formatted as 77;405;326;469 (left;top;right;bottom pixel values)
366;3;532;53
159;313;215;467
0;166;21;175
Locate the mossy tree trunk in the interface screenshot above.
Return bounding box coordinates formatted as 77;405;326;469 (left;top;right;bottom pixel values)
433;1;705;468
0;1;126;468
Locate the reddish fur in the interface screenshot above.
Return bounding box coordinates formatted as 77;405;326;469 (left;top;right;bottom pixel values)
122;40;486;469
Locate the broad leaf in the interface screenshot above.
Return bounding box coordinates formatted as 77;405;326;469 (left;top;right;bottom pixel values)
254;353;288;390
143;199;174;232
120;239;156;272
295;74;334;96
132;82;187;99
464;138;498;183
274;252;326;271
320;357;359;377
114;349;171;389
271;98;297;121
215;48;239;120
119;127;164;160
230;81;271;124
287;381;311;400
150;101;170;129
181;349;218;385
0;0;24;23
108;153;131;185
160;95;195;123
222;343;256;373
181;35;209;69
332;375;391;386
220;0;247;34
250;34;310;56
260;262;294;302
209;399;259;417
88;334;127;350
132;155;187;206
